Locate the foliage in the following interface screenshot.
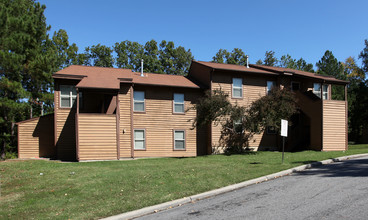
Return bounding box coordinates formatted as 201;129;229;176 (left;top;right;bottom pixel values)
359;39;368;74
0;0;59;158
84;44;114;67
191;89;231;128
263;50;278;66
212;48;248;65
114;40;193;75
316;50;346;100
279;54;314;73
193;88;297;153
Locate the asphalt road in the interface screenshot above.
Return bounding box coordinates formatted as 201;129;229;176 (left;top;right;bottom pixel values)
137;156;368;220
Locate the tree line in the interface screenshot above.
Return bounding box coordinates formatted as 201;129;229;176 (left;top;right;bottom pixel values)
1;0;367;158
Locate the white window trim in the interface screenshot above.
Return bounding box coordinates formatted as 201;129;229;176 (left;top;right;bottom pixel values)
133;91;145;112
232;78;243;98
173;93;185;114
60;85;76;108
322;85;329;100
134;129;146;150
173;130;186;150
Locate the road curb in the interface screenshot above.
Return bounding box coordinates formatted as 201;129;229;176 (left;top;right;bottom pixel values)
102;153;368;220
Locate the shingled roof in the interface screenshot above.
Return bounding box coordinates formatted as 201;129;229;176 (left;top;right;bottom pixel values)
53;65;201;89
192;60;348;85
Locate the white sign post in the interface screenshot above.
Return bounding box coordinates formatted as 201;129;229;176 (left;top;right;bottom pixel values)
281;119;288;163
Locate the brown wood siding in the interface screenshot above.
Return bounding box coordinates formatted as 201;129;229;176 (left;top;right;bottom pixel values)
323;100;347;151
18;114;55;159
119;85;132;157
132;86;199;157
78;114;117;160
55;89;76;161
18;119;39;158
211;72;277;151
188;62;212;87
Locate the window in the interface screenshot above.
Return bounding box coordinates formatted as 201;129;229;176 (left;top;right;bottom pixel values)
173;93;184;113
267;81;276;95
134;91;145;112
174;130;185;150
232;78;243;98
134;129;145;150
60;85;77;108
291;82;300;91
313;83;321;98
322;85;329;100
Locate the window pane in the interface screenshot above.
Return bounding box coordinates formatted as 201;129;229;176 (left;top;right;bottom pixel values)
233;78;242;88
233;88;242;97
60;86;70;96
135;140;145;149
175;140;185;149
174;104;184;113
61;97;70;107
134;130;145;140
174;93;184;103
134;102;144;111
323;85;328;92
134;91;144;101
314;83;321;91
175;131;184;140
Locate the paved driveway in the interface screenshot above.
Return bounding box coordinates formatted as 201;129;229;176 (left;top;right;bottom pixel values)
138;156;368;220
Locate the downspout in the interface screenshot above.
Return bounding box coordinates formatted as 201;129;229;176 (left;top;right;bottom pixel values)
116;92;120;160
76;89;80;161
345;85;348;150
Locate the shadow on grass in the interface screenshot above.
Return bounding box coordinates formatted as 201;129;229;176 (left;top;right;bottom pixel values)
291;160;318;165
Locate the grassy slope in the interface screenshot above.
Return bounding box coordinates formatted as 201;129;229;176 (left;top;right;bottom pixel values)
1;145;368;219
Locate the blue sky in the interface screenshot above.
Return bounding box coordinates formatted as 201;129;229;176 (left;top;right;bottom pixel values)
37;0;368;69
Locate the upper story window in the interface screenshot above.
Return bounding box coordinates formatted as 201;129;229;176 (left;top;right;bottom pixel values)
322;85;329;100
173;93;185;113
60;85;77;108
232;78;243;98
313;83;321;98
134;91;145;112
267;81;276;95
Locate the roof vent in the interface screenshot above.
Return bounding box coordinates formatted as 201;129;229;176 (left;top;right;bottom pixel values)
246;55;249;68
140;59;144;77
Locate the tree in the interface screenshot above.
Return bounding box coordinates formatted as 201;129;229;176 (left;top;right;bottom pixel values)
193;88;297;154
316;50;344;79
295;58;314;73
84;44;114;67
114;40;193;75
212;48;248;65
359;39;368;75
51;29;79;69
0;0;57;158
263;50;278;66
279;54;296;69
316;50;345;100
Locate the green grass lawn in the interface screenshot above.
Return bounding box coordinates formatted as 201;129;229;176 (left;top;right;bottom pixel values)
1;145;368;219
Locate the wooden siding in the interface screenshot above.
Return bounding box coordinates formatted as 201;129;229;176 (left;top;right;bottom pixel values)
211;72;277;151
119;85;132;157
78;114;117;160
18;118;39;158
55;89;76;161
323;100;347;151
132;86;199;157
18;114;55;159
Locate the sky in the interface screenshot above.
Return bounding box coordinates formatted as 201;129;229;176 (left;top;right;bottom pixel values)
37;0;368;69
